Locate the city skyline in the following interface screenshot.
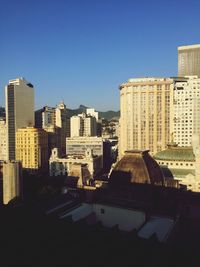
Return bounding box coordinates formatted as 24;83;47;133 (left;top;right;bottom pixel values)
0;0;200;111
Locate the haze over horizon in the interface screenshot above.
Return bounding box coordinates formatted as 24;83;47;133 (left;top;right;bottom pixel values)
0;0;200;111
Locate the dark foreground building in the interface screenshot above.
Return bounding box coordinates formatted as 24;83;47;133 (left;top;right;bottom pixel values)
0;150;200;266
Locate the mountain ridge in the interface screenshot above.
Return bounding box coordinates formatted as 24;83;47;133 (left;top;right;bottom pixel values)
0;106;120;121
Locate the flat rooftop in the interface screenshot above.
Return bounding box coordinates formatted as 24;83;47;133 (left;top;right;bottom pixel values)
178;44;200;50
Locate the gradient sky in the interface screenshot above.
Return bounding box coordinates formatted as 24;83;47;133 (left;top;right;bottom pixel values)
0;0;200;111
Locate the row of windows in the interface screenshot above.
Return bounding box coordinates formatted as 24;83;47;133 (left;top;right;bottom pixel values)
159;161;194;166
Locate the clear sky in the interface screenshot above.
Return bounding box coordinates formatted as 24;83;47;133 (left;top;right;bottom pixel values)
0;0;200;111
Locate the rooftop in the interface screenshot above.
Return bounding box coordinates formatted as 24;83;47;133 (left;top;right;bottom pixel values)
154;144;195;162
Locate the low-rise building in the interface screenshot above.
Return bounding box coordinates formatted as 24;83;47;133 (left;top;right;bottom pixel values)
16;127;48;173
154;143;200;191
49;148;102;178
3;160;23;204
66;136;103;156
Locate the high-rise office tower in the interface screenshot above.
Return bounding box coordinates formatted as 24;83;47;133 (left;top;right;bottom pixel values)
178;44;200;77
119;77;175;158
173;76;200;146
5;78;34;160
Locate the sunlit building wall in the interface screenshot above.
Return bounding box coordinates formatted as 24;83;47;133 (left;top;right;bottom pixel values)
173;76;200;146
16;127;48;173
119;77;175;158
0;119;7;160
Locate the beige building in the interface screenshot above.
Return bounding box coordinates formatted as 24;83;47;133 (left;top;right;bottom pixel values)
3;160;23;204
16;127;48;173
178;44;200;77
119;77;175;158
5;78;34;160
0;119;7;160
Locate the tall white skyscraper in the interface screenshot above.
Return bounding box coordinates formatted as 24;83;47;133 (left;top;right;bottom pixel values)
173;76;200;146
178;44;200;77
5;78;34;160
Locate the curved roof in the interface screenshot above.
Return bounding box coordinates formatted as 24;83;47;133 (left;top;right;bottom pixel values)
154;145;195;162
109;150;164;186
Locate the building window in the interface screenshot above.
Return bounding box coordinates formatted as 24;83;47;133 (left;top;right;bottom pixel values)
100;208;105;214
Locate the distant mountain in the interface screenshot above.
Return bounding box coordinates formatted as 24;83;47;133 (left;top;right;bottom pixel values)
98;110;120;121
66;105;88;117
66;105;120;120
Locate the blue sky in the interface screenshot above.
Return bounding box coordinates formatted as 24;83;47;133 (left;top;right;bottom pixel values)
0;0;200;111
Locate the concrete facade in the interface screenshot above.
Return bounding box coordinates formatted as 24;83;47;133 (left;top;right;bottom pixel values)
66;136;103;156
3;160;23;204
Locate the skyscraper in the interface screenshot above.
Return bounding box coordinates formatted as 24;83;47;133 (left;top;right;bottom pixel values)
178;44;200;77
173;76;200;146
5;78;34;160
